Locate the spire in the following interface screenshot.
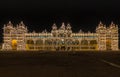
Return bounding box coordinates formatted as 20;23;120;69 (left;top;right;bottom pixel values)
8;21;12;24
53;23;56;26
99;21;102;25
7;21;13;27
7;21;12;25
98;21;104;28
67;23;71;27
110;21;115;28
66;23;71;29
44;29;47;33
103;25;106;29
52;23;57;30
111;21;114;24
110;21;114;26
99;21;104;26
20;21;24;25
79;29;83;33
116;25;118;28
60;22;65;29
19;21;25;26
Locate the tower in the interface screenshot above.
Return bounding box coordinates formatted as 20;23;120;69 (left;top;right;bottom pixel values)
66;23;72;37
96;21;106;50
108;22;119;50
60;22;65;30
51;23;58;37
58;22;66;37
2;21;14;50
16;21;28;50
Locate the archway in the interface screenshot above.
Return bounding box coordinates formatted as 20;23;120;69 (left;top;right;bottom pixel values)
81;40;88;45
89;40;98;49
106;40;111;50
61;46;66;51
74;40;79;45
36;40;43;45
36;39;43;50
12;39;17;50
26;40;34;50
44;39;52;50
81;40;89;49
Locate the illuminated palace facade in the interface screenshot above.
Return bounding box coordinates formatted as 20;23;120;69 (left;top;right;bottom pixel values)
2;21;119;51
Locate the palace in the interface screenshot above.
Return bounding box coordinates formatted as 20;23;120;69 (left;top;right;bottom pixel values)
2;21;119;51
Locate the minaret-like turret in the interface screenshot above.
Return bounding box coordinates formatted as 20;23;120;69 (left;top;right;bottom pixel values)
60;22;65;30
2;21;14;50
66;23;71;30
108;22;119;50
17;21;27;33
16;21;27;50
51;23;58;37
52;23;57;30
66;23;72;37
96;21;106;50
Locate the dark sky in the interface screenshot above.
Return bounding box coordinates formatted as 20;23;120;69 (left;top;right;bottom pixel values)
0;0;120;42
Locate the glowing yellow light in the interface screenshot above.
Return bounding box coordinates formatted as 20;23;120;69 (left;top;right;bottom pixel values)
12;40;17;45
12;40;17;50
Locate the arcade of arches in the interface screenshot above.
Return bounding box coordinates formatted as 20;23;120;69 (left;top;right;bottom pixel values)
25;39;98;51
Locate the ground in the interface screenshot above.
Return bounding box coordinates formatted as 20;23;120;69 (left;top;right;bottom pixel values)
0;51;120;77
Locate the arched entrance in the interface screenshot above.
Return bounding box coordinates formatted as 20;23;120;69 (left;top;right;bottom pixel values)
89;40;98;50
44;39;53;50
106;40;111;50
55;39;67;51
61;46;66;51
26;40;34;50
12;39;17;50
36;39;43;50
81;40;89;49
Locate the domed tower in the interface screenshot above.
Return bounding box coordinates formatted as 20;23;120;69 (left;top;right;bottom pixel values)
16;21;28;50
17;21;28;33
2;21;14;50
108;22;119;50
58;22;66;37
60;22;65;30
51;23;58;37
66;23;72;37
96;21;106;50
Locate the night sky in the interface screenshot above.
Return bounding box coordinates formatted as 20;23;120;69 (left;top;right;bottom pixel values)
0;0;120;43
